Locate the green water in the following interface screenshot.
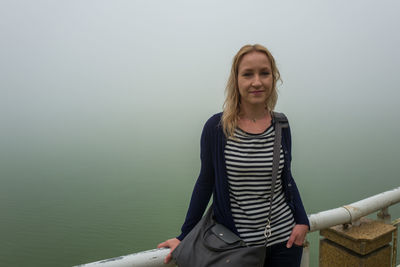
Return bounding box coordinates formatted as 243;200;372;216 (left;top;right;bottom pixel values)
1;112;399;267
1;2;400;266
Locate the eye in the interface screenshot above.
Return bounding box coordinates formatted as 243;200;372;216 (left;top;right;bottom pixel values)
242;72;253;77
261;71;270;76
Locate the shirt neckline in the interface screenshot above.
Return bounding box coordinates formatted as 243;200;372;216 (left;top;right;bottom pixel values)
236;122;274;137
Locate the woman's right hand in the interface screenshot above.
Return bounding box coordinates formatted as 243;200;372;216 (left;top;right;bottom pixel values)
157;238;181;264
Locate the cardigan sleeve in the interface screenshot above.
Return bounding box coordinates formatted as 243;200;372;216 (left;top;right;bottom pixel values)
177;119;215;240
284;125;310;228
288;174;310;227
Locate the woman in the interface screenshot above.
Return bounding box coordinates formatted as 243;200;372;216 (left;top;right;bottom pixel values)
158;44;309;267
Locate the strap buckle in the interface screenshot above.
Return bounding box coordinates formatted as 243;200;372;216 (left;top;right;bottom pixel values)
264;220;272;238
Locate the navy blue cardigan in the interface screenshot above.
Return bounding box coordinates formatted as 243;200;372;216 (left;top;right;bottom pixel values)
177;112;309;241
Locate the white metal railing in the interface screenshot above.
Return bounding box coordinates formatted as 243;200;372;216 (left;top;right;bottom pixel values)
75;186;400;267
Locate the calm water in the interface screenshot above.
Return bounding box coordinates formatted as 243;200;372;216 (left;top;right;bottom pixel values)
1;114;399;267
2;1;400;266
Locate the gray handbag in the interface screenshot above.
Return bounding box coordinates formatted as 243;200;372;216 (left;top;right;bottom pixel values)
172;112;288;267
172;206;266;267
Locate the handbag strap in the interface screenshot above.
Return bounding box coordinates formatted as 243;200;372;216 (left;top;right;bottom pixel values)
263;112;288;245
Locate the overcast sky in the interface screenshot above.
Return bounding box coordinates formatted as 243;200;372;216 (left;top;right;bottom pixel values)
1;0;399;166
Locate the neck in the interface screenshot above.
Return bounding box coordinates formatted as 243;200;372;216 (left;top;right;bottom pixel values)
239;103;269;121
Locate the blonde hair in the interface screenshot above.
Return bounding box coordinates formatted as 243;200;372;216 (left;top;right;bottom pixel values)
221;44;281;138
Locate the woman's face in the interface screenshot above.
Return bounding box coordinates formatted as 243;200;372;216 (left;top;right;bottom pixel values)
237;51;273;108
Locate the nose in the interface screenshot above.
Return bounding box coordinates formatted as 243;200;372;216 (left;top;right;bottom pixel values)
251;75;262;87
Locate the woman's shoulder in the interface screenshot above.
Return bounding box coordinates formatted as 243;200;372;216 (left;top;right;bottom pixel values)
201;112;221;126
206;112;223;125
202;112;223;132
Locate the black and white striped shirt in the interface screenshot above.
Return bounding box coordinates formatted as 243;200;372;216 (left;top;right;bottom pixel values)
224;124;295;246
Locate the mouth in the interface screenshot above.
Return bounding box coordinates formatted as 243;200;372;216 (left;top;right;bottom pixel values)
250;90;264;94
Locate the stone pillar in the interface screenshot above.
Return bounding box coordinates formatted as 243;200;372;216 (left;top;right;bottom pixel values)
319;217;395;267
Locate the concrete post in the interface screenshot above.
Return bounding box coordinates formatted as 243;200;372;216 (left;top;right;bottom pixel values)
319;217;395;267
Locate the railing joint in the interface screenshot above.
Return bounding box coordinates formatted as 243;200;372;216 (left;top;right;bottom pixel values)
378;207;391;224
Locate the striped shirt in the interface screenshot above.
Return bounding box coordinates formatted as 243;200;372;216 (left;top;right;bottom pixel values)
224;124;295;246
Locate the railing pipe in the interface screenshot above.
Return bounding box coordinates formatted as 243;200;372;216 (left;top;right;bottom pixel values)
75;248;174;267
76;186;400;267
308;186;400;232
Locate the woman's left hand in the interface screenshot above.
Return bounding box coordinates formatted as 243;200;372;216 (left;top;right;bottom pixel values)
286;224;309;248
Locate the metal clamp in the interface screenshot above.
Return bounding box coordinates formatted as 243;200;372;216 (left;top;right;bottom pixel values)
264;220;272;238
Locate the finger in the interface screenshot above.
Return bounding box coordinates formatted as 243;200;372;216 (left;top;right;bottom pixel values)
286;235;295;248
296;231;305;244
165;252;172;264
157;241;168;248
297;234;305;245
293;234;303;246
